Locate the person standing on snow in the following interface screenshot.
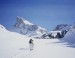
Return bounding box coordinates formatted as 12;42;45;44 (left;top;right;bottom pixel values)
29;39;34;51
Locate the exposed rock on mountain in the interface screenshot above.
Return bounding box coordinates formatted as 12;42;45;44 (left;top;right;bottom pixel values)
13;16;47;36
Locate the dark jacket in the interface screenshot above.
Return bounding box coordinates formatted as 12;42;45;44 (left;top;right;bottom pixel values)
29;39;33;44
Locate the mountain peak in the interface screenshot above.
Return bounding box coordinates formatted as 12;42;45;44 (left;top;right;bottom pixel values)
13;16;47;36
16;16;33;25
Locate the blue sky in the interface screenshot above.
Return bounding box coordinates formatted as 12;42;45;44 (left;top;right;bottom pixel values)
0;0;75;31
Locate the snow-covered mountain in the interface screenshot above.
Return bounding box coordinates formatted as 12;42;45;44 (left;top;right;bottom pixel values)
13;16;47;36
44;24;71;39
61;23;75;44
53;24;70;31
0;24;30;58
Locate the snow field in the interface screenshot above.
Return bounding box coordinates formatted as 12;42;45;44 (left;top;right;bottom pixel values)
0;26;75;58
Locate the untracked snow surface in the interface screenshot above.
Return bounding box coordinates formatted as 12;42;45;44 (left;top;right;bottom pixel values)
0;25;75;58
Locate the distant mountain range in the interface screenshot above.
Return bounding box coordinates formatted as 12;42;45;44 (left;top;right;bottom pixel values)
53;24;71;31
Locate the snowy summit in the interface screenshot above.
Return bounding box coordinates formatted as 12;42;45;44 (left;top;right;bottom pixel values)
13;16;47;36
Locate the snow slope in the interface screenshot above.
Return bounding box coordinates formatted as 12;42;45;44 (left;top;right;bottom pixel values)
0;24;75;58
62;25;75;44
0;24;31;58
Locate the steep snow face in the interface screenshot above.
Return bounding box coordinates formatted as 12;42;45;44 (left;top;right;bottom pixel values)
62;25;75;44
13;16;47;36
